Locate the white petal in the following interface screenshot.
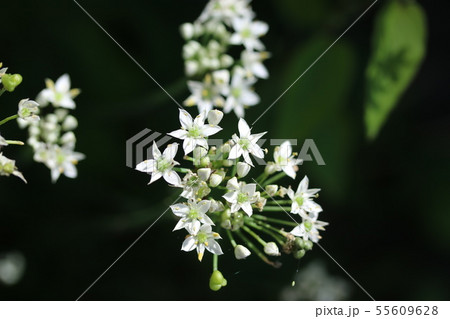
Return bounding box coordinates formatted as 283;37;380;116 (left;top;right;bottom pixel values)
241;202;253;216
238;118;251;137
228;145;242;160
58;96;76;109
163;143;179;160
170;203;189;217
241;90;260;106
163;170;181;186
55;74;71;93
223;191;237;204
297;176;309;194
206;240;223;255
179;109;193;129
283;165;297;179
197;200;212;214
152;142;161;159
242;151;254;166
173;219;187;231
181;236;197;252
252;63;269;79
183;138;197;155
290;225;304;237
149;171;162;184
233;105;245;118
169;129;188;140
202;125;222;137
251;21;269;36
136;159;156;172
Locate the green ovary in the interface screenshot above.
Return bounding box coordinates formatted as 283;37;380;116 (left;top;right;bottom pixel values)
157;158;171;172
238;138;250;150
197;232;208;244
304;220;312;232
237;192;248;203
295;196;304;207
188;209;199;220
231;87;242;98
188;126;202;138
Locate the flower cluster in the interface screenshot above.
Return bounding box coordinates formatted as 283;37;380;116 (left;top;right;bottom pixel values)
135;0;328;291
19;74;85;183
180;0;269;118
0;62;38;183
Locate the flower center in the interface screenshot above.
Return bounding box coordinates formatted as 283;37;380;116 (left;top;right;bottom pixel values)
295;196;304;207
188;209;199;220
157;157;171;172
238;138;250;150
231;87;242;98
237;192;248;203
197;232;208;244
56;153;66;165
241;28;252;39
188;125;202;138
55;91;64;102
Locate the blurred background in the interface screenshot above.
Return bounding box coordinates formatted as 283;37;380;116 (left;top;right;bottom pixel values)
1;0;449;300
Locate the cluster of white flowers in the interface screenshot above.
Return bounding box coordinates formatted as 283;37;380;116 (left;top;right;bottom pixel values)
135;0;328;291
0;62;38;183
19;74;85;183
180;0;269;118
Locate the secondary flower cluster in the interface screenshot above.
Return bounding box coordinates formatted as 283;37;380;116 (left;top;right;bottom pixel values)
136;109;328;290
0;62;39;183
19;74;85;183
180;0;269;118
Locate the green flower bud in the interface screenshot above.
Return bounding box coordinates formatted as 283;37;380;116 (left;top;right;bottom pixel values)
303;240;313;251
294;237;305;249
2;73;23;92
209;270;227;291
200;156;211;167
293;249;306;259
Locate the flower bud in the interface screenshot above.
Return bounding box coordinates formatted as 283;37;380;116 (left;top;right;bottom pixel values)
193;146;207;159
234;245;251;260
185;60;199;76
278;186;288;198
265;185;278;197
209;173;223;187
180;23;194;40
61;131;76;146
264;242;280;256
62;115;78;131
293;249;306;259
237;162;251;178
200;156;210;167
303;240;313;251
197;167;211;181
220;143;231;154
220;54;234;68
222;159;233;167
196;182;211;198
209;199;225;213
264;161;277;175
1;74;22;92
209;270;227;291
207;110;223;126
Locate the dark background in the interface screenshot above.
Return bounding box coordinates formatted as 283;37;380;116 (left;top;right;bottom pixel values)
1;0;449;300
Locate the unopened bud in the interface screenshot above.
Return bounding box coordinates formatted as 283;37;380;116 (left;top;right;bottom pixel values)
264;161;277;175
207;109;223;125
265;185;278;197
234;245;251;260
264;242;280;256
180;23;194;40
209;173;223;187
197;168;211;181
237;162;251;178
2;74;23;92
209;270;227;291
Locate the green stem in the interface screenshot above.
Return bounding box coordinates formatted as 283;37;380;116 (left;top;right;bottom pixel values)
255;172;268;184
261;206;291;212
262;172;286;187
0;114;19;126
241;225;267;246
245;219;285;246
230;159;237;177
252;214;298;227
266;200;292;205
0;88;6;97
246;217;289;236
226;229;237;248
5;140;24;145
212;253;218;272
172;167;190;173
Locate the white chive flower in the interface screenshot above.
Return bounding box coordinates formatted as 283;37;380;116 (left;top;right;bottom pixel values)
290;210;328;243
17;99;40;123
198;0;254;25
169;109;222;155
36;74;80;109
241;50;269;79
182;224;223;261
135;142;181;186
223;67;260;118
41;145;85;183
273;141;303;179
287;176;322;215
230;18;268;51
222;177;257;216
171;199;214;232
0;153;27;183
229;118;266;166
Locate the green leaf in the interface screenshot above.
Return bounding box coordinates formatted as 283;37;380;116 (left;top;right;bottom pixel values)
364;0;427;139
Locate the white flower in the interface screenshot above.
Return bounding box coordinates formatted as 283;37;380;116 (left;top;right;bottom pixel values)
209;173;223;187
264;242;280;256
17;99;40;122
178;170;211;199
182;224;223;261
265;185;278;197
274;141;303;179
42;145;85;183
230;18;268;51
223;67;260;118
171;199;214;232
234;244;251;259
287;176;322;215
198;0;253;25
36;74;80;109
184;70;230;114
62;115;78;131
241;50;269;79
0;153;27;183
290;210;328;243
222;176;257;216
169;109;222;155
135;142;181;186
228;118;266;166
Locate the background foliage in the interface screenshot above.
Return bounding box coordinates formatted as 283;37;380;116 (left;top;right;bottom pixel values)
1;0;449;300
